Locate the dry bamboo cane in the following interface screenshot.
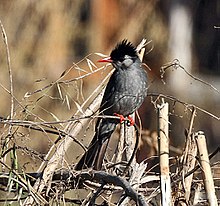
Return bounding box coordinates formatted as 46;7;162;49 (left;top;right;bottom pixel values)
157;101;172;206
195;131;218;206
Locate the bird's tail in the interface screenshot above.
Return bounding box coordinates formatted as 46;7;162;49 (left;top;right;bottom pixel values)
75;118;117;170
75;136;109;170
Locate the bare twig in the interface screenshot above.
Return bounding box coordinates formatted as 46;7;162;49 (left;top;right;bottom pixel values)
0;20;15;171
25;54;106;97
88;182;105;206
0;116;87;151
149;92;220;121
1;145;220;204
179;107;197;201
171;146;220;186
0;21;14;121
160;59;220;94
123;123;140;175
181;107;197;165
1;168;148;205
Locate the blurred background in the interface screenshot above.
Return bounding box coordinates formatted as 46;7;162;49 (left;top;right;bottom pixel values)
0;0;219;171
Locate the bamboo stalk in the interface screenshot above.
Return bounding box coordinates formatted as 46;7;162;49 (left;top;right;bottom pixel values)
195;131;218;206
157;101;171;206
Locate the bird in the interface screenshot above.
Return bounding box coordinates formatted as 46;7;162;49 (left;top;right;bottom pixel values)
75;40;148;170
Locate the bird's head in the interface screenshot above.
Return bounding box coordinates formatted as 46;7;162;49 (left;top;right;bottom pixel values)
98;40;140;69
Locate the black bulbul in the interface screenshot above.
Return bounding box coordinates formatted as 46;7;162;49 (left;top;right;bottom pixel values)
75;40;148;170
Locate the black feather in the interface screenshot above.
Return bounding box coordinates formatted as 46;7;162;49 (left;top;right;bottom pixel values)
110;39;138;61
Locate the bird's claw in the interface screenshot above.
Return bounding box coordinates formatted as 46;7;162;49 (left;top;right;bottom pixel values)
127;116;135;126
114;113;135;126
114;113;126;123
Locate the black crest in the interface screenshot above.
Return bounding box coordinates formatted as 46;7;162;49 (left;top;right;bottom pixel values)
110;39;138;61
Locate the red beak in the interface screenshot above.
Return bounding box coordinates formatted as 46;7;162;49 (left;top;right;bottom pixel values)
97;56;113;63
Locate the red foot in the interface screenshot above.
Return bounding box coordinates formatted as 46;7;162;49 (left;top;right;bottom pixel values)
114;113;135;126
127;115;135;126
114;113;126;123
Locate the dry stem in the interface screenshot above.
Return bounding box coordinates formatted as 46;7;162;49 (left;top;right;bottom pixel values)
195;131;218;206
157;101;171;206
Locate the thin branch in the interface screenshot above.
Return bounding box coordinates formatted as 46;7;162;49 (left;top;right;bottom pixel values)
172;146;220;185
0;116;87;151
148;93;220;121
0;20;15;172
25;55;107;97
88;182;105;206
0;114;120;126
160;59;220;94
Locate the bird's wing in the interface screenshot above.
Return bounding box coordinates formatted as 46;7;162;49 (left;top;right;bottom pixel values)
99;72;117;115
